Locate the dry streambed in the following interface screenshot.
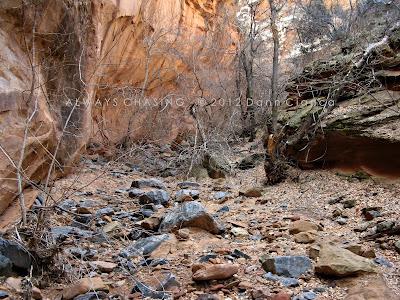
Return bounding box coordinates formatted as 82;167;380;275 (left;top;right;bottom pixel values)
0;158;399;300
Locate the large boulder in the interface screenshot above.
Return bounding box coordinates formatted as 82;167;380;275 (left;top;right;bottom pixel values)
315;243;377;277
159;201;222;234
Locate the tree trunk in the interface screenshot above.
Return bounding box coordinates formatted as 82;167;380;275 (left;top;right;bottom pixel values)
269;0;279;135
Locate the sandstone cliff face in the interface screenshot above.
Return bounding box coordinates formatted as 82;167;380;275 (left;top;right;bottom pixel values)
0;0;237;214
92;0;237;144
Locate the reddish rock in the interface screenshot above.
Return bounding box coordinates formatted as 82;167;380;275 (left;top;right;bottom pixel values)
239;188;263;198
192;264;239;281
90;261;117;273
271;292;291;300
289;220;321;234
62;277;108;299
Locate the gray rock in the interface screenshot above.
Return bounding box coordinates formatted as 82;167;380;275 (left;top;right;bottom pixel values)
95;207;114;217
131;178;166;190
120;234;170;258
343;199;357;208
78;199;98;208
0;237;32;270
177;181;200;189
67;247;97;260
0;291;8;299
51;226;93;241
362;207;382;220
128;188;145;198
73;291;108;300
203;154;231;179
328;195;345;205
159;201;222;234
0;254;12;276
263;272;299;287
213;191;230;200
260;256;312;278
314;287;327;293
374;257;393;268
115;188;129;195
139;190;170;206
217;205;230;213
236;153;264;170
59;199;77;210
293;291;317;300
336;217;348;225
175;189;199;201
376;220;395;233
395;240;400;254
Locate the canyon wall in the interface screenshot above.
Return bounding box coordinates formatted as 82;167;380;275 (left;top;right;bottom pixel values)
0;0;237;214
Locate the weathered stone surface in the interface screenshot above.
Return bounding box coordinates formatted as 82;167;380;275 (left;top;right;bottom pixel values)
264;272;299;287
139;190;170;206
345;277;398;300
203;154;231;179
90;261;117;273
0;254;12;276
0;237;32;271
128;188;145;198
131;178;166;190
51;226;93;241
239;188;263;198
120;234;170;258
74;292;109;300
62;277;108;299
315;243;376;277
260;256;312;278
236;153;264;170
282;26;400;176
293;291;317;300
294;231;318;244
289;220;321;235
192;264;239;281
159;201;222;234
175;189;200;202
271;292;291;300
177;181;200;189
395;240;400;254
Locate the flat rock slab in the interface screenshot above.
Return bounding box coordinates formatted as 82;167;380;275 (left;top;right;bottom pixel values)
345;277;398;300
315;243;377;277
139;190;170;206
62;277;108;299
131;178;166;190
289;220;322;234
261;255;312;278
177;181;200;189
159;201;222;234
264;272;299;287
120;234;170;258
192;263;239;281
